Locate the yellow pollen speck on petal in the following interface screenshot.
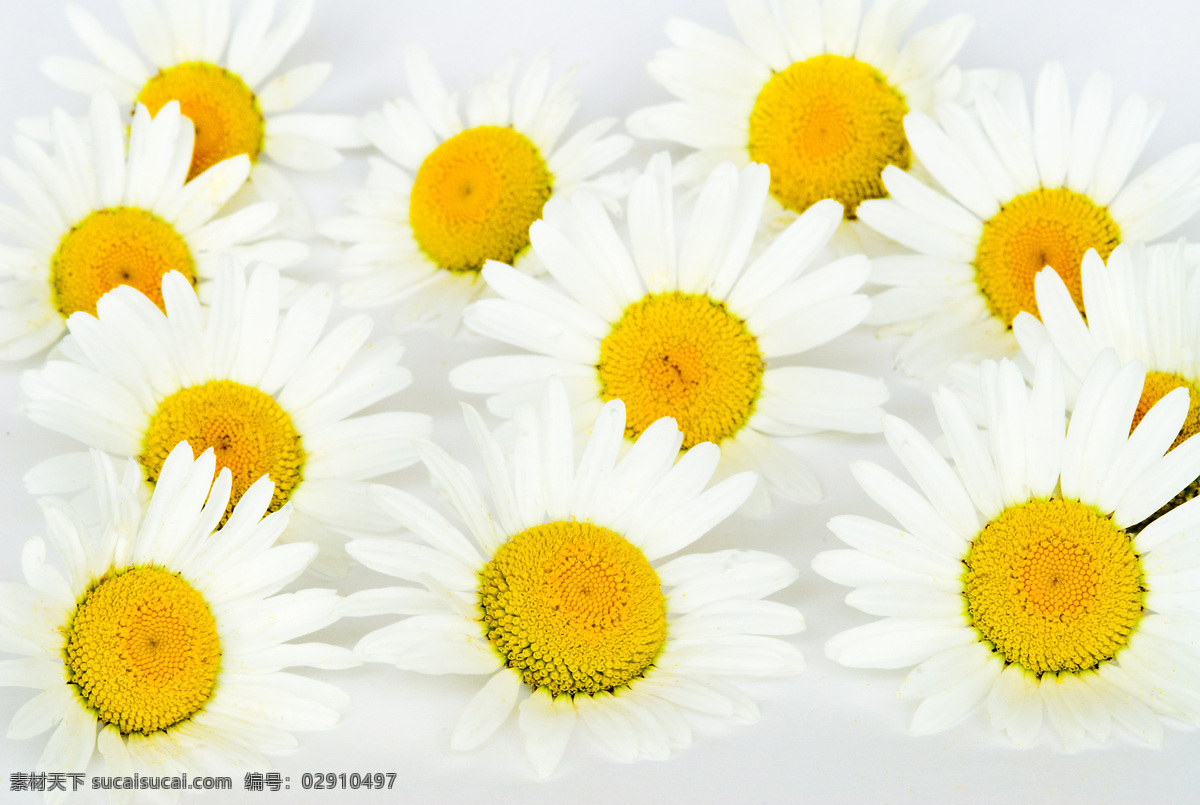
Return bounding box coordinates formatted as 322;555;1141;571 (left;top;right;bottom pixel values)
140;380;304;522
409;126;553;273
748;54;910;218
975;188;1121;327
597;293;764;448
963;498;1143;676
138;61;265;181
478;521;667;697
51;207;196;319
64;566;220;735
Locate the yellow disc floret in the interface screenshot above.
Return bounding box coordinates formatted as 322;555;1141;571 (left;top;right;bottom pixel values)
975;188;1121;326
51;207;196;318
141;380;303;520
748;54;910;218
597;293;764;448
138;61;265;181
64;566;220;734
408;126;553;272
478;521;667;697
963;498;1143;676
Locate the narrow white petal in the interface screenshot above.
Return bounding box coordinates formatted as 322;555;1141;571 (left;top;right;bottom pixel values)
825;618;976;669
1032;62;1071;187
904;111;999;220
518;688;576;780
450;668;523;751
258;63;333;112
882;416;981;538
909;654;1003;735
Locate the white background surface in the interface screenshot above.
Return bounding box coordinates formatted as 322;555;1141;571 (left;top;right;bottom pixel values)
2;1;1200;803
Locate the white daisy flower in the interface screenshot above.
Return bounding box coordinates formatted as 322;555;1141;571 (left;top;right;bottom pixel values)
627;0;973;243
0;443;355;790
0;91;304;361
858;62;1200;381
318;46;634;332
21;260;431;575
814;347;1200;749
450;153;889;513
342;378;804;779
41;0;365;233
1010;242;1200;518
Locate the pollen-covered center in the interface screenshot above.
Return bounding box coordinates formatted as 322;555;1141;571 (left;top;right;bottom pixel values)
748;54;910;218
409;126;553;273
975;188;1121;326
138;61;265;181
478;521;667;697
51;207;196;318
963;498;1143;676
597;293;765;448
140;380;303;521
64;566;220;734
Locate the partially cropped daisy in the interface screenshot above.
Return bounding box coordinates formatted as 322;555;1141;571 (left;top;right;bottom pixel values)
319;47;634;331
814;348;1200;749
859;63;1200;381
452;154;888;512
0;443;354;785
628;0;972;239
0;91;304;360
342;379;804;778
21;260;431;575
1012;242;1200;516
41;0;364;232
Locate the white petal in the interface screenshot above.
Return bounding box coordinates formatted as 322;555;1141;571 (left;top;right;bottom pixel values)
1032;63;1071;187
909;654;1002;735
518;688;576;780
450;668;523;751
258;62;333;112
825;618;976;669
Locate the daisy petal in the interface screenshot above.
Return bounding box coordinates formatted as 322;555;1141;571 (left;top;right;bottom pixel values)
518;688;576;780
450;668;523;751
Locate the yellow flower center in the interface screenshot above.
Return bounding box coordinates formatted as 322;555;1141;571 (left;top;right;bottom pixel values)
477;521;667;697
963;498;1143;676
748;54;910;219
975;188;1121;326
64;566;220;735
140;380;304;522
597;293;765;448
408;126;553;273
138;61;265;181
51;207;196;318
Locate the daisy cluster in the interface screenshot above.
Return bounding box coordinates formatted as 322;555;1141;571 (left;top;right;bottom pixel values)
1;0;1200;798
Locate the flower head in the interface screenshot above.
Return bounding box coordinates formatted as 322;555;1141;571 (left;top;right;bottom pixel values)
21;260;431;575
0;444;354;786
859;63;1200;381
452;153;888;512
42;0;366;233
0;92;303;360
815;347;1200;748
629;0;972;242
1011;242;1200;521
344;379;804;778
320;47;633;332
